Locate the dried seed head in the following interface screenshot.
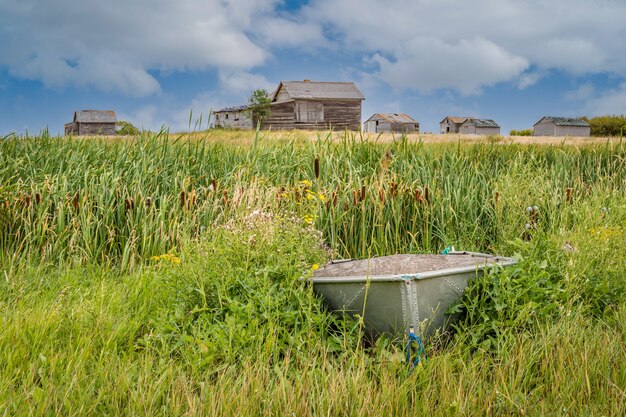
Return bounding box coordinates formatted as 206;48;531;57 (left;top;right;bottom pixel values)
314;157;320;179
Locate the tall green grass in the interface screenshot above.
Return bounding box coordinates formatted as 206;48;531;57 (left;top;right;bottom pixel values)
1;130;625;415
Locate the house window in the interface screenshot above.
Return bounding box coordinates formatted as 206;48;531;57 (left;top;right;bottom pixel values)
296;102;323;123
225;114;229;119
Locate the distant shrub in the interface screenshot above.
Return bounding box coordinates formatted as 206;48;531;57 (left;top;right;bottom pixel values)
509;129;533;136
116;121;140;136
585;115;626;137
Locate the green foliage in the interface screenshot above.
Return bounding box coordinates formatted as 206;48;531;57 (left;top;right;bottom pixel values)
116;120;141;135
585;114;626;136
509;128;533;136
0;131;625;415
245;89;271;125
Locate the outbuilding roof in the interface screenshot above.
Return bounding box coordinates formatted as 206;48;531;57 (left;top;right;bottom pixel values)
535;116;590;127
215;105;248;113
441;116;470;125
366;113;418;124
462;118;500;128
272;81;364;101
74;110;116;123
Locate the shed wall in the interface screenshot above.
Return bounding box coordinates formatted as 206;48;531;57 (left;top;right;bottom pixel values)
533;121;556;136
554;125;591;137
475;127;500;135
215;111;253;129
78;123;116;136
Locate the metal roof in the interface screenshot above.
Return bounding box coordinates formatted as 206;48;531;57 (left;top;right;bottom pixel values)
535;116;590;127
272;81;364;101
215;105;248;113
365;113;418;124
462;118;500;128
440;116;470;125
74;110;116;123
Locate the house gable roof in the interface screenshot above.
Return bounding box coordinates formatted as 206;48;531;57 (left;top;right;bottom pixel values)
440;116;470;125
271;81;364;101
215;105;248;113
365;113;418;124
74;110;116;123
534;116;590;127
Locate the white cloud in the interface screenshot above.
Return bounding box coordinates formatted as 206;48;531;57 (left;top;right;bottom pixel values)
584;84;626;116
218;70;274;93
518;70;548;90
0;0;291;95
300;0;626;93
565;83;595;102
371;37;528;95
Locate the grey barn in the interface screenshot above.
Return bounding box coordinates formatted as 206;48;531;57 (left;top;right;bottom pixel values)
533;117;590;137
459;118;500;135
65;110;116;136
262;80;364;131
363;113;419;133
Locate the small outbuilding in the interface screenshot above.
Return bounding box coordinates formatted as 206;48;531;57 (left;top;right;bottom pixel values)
64;110;116;136
262;80;364;131
533;116;590;137
440;116;470;134
459;118;500;135
214;105;253;129
363;113;419;133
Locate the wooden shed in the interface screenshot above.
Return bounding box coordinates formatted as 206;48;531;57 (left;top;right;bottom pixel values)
65;110;116;136
533;117;590;137
459;118;500;135
363;113;419;133
262;80;364;131
440;116;470;134
214;105;253;129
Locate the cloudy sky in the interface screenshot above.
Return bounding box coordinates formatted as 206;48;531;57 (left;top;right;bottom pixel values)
1;0;626;135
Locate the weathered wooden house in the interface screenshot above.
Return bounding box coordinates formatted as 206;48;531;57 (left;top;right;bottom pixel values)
533;116;590;137
262;80;364;131
459;118;500;135
214;105;253;129
64;110;116;136
363;113;419;133
440;116;470;134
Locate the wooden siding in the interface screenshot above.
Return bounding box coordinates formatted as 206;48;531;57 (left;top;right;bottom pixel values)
262;99;361;131
262;101;296;130
274;85;291;103
365;121;418;133
65;122;115;136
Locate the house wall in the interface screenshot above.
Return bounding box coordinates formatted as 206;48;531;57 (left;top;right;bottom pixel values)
78;123;116;136
262;101;296;130
440;119;461;134
215;111;253;129
274;86;291;103
65;123;78;135
263;99;361;131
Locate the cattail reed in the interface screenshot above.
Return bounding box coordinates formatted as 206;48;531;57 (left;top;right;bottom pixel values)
390;181;398;197
73;192;79;210
495;191;501;204
125;198;134;211
180;191;186;208
314;157;320;179
566;188;572;202
360;185;366;202
146;197;152;208
414;189;422;204
424;186;430;204
332;192;337;207
379;188;385;203
353;190;358;205
35;193;41;205
223;190;228;205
